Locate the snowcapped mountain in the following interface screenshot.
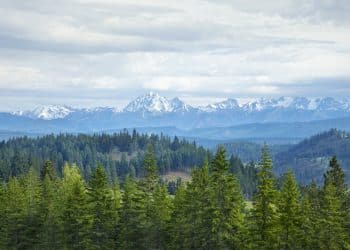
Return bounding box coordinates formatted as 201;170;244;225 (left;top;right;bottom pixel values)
123;92;192;113
170;97;192;112
124;92;172;113
13;106;121;120
200;98;239;112
13;105;75;120
207;96;350;112
9;93;350;131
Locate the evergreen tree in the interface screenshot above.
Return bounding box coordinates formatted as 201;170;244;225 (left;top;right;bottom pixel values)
250;145;278;249
60;164;91;249
39;173;62;249
141;144;158;192
319;180;348;249
169;184;188;250
20;169;43;249
40;160;57;181
139;144;161;249
278;170;302;249
88;164;116;249
183;164;213;249
323;156;349;247
209;146;246;249
111;179;122;247
1;177;27;249
301;181;322;249
152;184;173;249
119;176;147;249
324;156;347;198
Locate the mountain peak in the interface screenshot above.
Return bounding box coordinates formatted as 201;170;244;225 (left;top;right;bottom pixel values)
123;93;192;113
14;105;75;120
124;92;172;113
200;98;240;112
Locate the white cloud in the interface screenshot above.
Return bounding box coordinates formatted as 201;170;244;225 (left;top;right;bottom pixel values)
0;0;349;111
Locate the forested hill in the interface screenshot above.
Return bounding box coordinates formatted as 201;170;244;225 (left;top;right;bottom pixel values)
0;130;211;181
275;129;350;184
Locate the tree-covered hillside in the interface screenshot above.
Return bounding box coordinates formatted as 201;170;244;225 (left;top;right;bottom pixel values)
222;129;350;185
0;130;260;197
0;130;211;182
223;141;292;163
275;129;350;184
1;146;349;249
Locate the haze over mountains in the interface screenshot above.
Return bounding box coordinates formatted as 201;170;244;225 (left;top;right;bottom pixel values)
12;92;350;120
1;92;350;141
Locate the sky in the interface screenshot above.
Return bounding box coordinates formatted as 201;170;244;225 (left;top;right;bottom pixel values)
0;0;350;111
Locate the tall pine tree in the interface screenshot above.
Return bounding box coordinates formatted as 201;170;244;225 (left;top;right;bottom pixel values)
250;145;278;249
88;164;116;249
278;170;302;249
59;164;91;249
209;146;246;249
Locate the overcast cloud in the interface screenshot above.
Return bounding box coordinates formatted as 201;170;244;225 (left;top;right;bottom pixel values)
0;0;350;111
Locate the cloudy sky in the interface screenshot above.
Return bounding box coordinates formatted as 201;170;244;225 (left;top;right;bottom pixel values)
0;0;350;111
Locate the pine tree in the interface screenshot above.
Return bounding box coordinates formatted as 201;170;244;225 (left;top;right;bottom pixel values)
88;164;116;249
20;168;43;249
169;184;188;250
1;177;27;249
111;178;122;247
152;184;173;249
183;164;213;249
40;160;57;181
0;183;5;247
319;180;348;249
141;144;158;193
209;146;246;249
324;156;347;200
323;156;349;248
59;164;91;249
250;145;278;249
119;176;147;249
278;170;302;249
139;144;161;249
300;181;322;249
39;174;62;249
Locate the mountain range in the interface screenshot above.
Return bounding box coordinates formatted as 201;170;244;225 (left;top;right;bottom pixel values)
1;92;350;140
11;92;350;120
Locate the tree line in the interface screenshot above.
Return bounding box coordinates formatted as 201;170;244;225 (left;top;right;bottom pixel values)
0;131;258;197
0;145;349;249
0;130;211;181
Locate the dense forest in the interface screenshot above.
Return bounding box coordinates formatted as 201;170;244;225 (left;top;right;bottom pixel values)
224;129;350;184
0;130;211;181
0;145;349;249
275;129;350;184
0;131;257;197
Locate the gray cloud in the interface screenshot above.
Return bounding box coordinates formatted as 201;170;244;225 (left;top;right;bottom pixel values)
0;0;349;111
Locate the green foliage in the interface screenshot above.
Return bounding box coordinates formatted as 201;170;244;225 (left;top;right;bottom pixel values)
0;132;211;181
170;148;246;249
209;147;246;249
276;129;350;184
40;160;57;181
250;145;279;249
319;180;347;249
0;140;350;249
324;156;347;199
277;170;303;249
119;176;147;249
88;164;116;249
60;164;91;249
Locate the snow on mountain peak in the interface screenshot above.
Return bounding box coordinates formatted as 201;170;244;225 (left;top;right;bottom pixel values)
11;95;350;121
123;92;190;113
200;98;240;112
14;105;74;120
